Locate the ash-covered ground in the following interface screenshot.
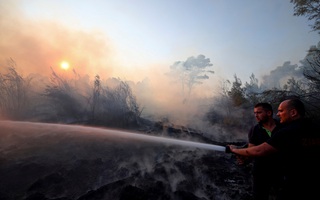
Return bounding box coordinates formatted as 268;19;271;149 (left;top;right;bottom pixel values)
0;120;253;200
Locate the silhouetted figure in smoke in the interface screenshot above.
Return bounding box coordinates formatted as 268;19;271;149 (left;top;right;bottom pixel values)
228;98;320;200
237;103;283;200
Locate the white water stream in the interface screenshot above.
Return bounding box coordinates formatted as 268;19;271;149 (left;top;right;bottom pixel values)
0;120;226;152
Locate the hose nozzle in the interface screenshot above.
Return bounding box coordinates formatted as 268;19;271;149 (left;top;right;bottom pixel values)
225;145;231;153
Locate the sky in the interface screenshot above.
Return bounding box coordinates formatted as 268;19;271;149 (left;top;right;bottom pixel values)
0;0;319;127
1;0;318;83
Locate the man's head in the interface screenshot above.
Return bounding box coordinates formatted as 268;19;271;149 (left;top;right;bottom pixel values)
276;98;305;123
254;103;273;123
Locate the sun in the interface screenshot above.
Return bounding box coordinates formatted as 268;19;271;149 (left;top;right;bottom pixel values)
60;61;70;70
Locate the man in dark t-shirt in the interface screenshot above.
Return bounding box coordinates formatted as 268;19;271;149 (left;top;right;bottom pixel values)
267;117;320;200
246;103;283;200
229;98;320;200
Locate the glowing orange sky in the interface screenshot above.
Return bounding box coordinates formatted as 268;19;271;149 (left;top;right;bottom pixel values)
1;1;318;125
1;0;318;84
0;3;212;125
0;17;113;79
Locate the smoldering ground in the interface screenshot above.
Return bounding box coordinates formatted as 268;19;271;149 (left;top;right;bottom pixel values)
0;120;253;200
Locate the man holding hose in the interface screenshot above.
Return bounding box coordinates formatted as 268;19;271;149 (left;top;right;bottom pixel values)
227;98;320;200
239;102;283;200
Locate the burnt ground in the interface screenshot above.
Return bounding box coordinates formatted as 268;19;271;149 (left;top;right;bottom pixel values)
0;120;254;200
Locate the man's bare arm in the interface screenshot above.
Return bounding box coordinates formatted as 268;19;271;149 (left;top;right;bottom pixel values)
229;142;277;157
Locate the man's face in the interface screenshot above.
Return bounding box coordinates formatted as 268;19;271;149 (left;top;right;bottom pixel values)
253;107;269;123
276;101;291;123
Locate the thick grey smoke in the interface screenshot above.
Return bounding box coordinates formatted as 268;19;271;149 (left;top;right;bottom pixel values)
261;61;304;89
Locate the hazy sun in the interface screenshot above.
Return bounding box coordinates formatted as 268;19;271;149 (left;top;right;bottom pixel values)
60;61;70;70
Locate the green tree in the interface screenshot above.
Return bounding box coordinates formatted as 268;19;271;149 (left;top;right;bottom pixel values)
291;0;320;33
302;43;320;91
167;54;214;100
300;43;320;119
228;75;247;107
206;79;232;125
244;73;263;105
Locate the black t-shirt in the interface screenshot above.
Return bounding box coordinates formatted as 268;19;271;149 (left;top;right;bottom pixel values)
267;118;320;199
249;119;281;145
248;120;282;175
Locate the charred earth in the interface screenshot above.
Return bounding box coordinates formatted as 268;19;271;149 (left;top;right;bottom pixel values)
0;120;253;200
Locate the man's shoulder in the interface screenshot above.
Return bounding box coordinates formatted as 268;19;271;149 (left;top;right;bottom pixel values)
251;123;263;131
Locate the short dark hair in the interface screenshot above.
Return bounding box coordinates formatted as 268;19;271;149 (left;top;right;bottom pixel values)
286;98;305;117
254;102;273;115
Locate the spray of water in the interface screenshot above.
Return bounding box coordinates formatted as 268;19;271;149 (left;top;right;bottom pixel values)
109;129;227;152
73;123;227;152
0;120;227;152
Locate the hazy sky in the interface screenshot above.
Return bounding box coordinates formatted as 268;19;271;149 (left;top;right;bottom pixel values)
0;0;319;83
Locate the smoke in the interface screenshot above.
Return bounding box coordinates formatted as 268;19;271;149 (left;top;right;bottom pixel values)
131;55;215;126
0;2;220;130
1;1;310;133
0;1;115;78
261;61;304;89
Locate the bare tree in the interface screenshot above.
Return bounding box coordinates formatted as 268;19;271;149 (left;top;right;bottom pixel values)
43;67;87;122
96;78;142;127
89;75;101;122
0;59;32;119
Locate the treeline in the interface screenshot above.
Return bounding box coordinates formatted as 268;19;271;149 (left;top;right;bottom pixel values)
205;44;320;132
203;0;320;135
1;43;319;133
0;59;142;128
